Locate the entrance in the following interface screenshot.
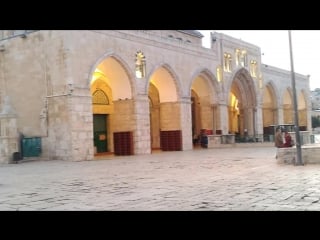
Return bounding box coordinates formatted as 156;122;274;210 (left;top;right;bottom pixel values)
93;114;108;153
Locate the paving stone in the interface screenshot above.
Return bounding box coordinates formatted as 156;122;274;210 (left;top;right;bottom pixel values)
1;146;320;210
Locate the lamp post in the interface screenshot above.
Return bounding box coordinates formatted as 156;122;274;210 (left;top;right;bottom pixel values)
288;30;303;166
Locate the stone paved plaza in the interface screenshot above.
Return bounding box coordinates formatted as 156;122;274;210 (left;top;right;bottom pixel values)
1;146;320;211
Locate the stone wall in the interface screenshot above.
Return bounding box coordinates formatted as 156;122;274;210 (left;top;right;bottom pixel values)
0;115;18;163
277;144;320;165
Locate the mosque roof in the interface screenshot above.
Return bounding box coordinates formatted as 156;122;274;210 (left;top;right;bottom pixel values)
177;30;204;38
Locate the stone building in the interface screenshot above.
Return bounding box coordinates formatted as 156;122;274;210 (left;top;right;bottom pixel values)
0;30;311;163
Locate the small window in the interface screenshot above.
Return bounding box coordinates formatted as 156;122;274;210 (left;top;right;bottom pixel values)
135;50;146;78
250;60;257;77
223;53;232;72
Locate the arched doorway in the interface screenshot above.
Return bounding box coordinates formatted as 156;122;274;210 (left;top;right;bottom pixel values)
149;83;160;150
228;69;257;141
189;70;217;144
148;65;181;151
298;91;308;130
90;79;113;153
283;88;293;124
262;83;278;140
90;55;134;155
191;89;201;142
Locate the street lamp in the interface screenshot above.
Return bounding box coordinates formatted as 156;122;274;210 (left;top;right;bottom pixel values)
288;30;303;166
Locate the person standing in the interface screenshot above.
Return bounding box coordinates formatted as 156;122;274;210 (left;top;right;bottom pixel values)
283;130;293;147
274;127;284;159
275;127;284;148
200;130;208;148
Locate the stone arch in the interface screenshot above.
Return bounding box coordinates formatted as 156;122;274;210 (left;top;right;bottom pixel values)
88;51;136;99
298;89;308;130
227;68;257;107
189;68;220;138
148;82;160;149
262;81;279;133
88;52;136;155
260;80;280;106
145;63;182;101
188;68;220;103
147;63;182;152
227;68;257;137
282;87;294;124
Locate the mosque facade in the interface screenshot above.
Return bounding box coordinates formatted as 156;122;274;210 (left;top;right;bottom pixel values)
0;30;311;163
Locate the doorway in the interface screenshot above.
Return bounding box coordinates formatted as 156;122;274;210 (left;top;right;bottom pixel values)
93;114;108;153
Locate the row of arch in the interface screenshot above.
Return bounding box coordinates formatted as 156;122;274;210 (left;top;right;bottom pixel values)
89;53;308;153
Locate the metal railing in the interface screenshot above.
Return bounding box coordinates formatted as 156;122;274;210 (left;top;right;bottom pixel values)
234;134;271;143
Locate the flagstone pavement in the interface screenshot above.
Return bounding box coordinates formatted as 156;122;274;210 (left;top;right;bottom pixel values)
1;146;320;211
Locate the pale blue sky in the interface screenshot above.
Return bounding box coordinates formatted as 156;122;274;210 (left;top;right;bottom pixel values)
199;30;320;91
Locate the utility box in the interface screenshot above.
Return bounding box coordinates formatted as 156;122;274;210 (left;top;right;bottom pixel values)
22;137;41;157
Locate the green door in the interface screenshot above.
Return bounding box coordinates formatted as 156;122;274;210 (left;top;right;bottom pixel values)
93;114;107;153
22;137;41;157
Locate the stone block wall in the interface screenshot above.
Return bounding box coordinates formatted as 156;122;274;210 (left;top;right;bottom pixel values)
0;116;19;163
277;144;320;165
160;102;180;130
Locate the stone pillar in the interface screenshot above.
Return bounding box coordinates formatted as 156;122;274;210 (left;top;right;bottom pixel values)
134;95;151;155
277;107;284;125
247;107;254;136
0;96;19;164
255;105;264;135
69;94;94;161
307;107;312;131
219;103;229;134
180;97;192;151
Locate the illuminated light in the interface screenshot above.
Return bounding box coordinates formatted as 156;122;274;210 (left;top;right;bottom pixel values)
235;99;239;110
216;66;223;82
91;68;106;82
135;69;142;78
235;48;240;66
135;50;146;78
250;60;257;77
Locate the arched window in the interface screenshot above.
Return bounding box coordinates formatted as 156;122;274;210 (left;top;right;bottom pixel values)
224;53;232;72
135;50;146;78
250;60;257;77
92;89;109;105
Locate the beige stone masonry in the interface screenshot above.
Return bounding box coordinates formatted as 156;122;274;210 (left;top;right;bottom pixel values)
277;144;320;165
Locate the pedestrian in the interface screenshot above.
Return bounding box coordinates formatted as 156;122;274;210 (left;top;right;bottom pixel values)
274;127;284;159
244;128;248;142
275;127;284;148
200;131;208;148
283;130;293;147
